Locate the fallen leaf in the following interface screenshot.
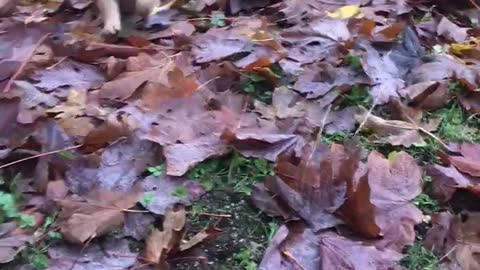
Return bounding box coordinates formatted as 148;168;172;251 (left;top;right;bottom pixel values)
354;107;424;147
259;223;321;270
58;189;142;244
425;211;480;270
426;164;480;202
0;235;32;263
366;151;423;250
270;142;360;231
327;5;363;19
412;55;479;90
143;207;186;267
449;143;480;177
318;231;403;269
180;226;222;251
140;175;205;215
437;16;469;43
48;238;137;270
361;46;405;104
32;59;106;92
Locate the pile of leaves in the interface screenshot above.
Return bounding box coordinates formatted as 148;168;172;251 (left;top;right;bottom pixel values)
0;0;479;269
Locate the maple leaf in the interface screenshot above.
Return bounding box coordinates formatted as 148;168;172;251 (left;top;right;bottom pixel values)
32;59;105;92
425;211;480;270
57;189;142;244
267;142;361;231
354;107;425;147
448;143;480;177
143;206;186;268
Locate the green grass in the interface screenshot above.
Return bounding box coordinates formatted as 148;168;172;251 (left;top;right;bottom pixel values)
344;54;363;72
187;153;273;195
177;154;275;269
147;164;165;177
237;65;284;104
337;85;371;108
401;243;439;270
434;103;479;142
235;249;258;270
413;193;441;215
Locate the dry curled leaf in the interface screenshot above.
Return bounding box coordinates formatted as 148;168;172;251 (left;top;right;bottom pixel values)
143;206;186;268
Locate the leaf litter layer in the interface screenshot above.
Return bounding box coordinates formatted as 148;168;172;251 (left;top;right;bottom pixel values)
1;0;480;269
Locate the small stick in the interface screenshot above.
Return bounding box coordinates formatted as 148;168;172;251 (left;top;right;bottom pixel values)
468;0;480;11
192;212;232;218
355;99;378;135
0;145;82;169
281;250;306;270
3;33;50;92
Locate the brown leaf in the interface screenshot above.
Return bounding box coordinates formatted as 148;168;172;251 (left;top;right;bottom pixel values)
437;17;469;43
412;55;479;90
366;151;423;250
48;238;137;270
143;207;186;267
58;189;142;244
361;46;405;104
81;122;129;154
336;169;381;238
179;226;222;251
293;63;369;99
141;175;205;215
427;164;480;202
251;181;296;219
259;223;321;270
46;180;68;200
318;231;403;270
355;107;424;147
425;211;480;270
0;235;32;263
458;90;480;114
99;62;171;101
449;143;480;177
32;59;106;92
271;142;360;231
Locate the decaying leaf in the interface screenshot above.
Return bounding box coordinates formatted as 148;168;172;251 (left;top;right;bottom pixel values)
48;238;137;270
425;211;480;270
143;206;186;268
57;189;142;244
354;107;425;147
0;235;32;263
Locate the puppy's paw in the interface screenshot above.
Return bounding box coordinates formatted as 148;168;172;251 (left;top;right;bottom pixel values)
102;18;121;34
96;0;122;34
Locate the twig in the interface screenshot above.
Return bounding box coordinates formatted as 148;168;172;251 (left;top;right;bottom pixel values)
424;244;457;269
281;250;306;270
355;100;377;135
317;104;332;142
193;212;232;218
468;0;480;11
0;145;82;169
46;56;68;70
400;110;448;149
3;33;50;92
195;76;220;92
69;233;95;270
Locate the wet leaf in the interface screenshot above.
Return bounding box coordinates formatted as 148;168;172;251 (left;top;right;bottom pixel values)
48;238;137;270
57;189;142;244
143;207;186;267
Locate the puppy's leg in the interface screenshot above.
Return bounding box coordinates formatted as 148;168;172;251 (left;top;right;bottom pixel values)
96;0;121;34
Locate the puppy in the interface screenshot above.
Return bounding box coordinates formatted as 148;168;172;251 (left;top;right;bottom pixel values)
95;0;176;34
